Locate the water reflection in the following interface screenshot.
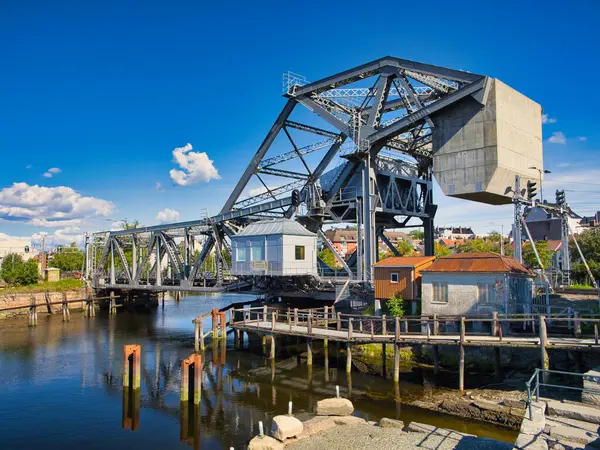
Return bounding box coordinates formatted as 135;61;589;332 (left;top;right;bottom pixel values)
0;294;517;450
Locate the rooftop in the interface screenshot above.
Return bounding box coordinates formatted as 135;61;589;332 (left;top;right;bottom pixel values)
421;252;534;276
374;256;435;268
236;219;316;237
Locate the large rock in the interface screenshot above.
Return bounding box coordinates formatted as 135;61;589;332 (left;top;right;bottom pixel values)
316;398;354;416
302;416;337;436
380;418;405;429
271;415;303;442
248;435;284;450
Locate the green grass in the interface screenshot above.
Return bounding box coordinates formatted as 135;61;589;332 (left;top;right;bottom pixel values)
570;284;595;290
1;279;86;294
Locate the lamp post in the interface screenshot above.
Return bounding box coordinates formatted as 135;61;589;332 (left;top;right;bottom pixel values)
528;167;552;202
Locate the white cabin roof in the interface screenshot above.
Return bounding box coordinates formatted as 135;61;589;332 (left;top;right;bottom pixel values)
236;219;316;237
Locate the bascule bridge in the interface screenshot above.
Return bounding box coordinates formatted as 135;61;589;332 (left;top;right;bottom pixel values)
87;56;543;300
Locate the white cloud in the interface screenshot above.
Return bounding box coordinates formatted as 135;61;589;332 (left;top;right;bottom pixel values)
169;143;220;186
247;186;271;197
31;228;83;249
542;114;557;125
548;131;566;144
555;162;570;168
155;182;165;192
156;208;180;223
43;167;62;178
579;136;587;142
25;165;32;169
0;182;114;226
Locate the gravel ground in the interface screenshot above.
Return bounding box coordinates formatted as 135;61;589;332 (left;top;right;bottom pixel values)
285;424;515;450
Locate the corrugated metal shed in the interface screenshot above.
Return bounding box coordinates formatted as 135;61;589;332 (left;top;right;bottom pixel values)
236;219;316;237
421;252;534;276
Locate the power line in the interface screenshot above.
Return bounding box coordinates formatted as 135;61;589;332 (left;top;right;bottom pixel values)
547;179;600;187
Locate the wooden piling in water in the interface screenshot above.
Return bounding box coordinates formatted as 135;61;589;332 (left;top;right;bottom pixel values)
194;317;201;352
459;316;465;392
180;353;202;404
346;343;352;373
540;315;549;371
62;292;70;321
110;291;116;315
307;338;313;366
393;343;400;382
270;335;275;360
123;344;141;389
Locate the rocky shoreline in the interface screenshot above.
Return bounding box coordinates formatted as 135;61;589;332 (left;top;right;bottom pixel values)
248;397;515;450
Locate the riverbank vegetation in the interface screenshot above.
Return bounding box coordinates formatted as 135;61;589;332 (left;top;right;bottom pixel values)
1;279;85;294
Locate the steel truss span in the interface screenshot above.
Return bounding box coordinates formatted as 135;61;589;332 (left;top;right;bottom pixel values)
88;56;488;292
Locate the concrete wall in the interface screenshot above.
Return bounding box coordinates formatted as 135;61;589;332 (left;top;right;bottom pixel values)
432;78;543;205
0;288;88;317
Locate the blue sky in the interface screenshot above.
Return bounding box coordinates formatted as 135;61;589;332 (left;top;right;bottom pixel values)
1;0;599;248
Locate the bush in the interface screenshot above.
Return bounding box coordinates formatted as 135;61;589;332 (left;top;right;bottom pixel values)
386;292;404;317
0;254;39;286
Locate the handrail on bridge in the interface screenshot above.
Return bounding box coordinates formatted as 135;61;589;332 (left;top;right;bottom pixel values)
525;368;600;420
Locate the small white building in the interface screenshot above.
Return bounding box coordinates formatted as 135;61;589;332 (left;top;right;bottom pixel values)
421;252;535;318
231;219;317;277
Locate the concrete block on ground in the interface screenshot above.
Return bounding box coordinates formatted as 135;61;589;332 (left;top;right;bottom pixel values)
271;415;303;442
316;398;354;416
515;433;548;450
248;435;284;450
332;415;366;426
583;368;600;407
302;416;337;436
405;421;475;438
380;418;404;429
547;400;600;425
545;422;599;446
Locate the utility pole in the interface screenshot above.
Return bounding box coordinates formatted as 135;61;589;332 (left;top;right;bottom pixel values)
512;176;523;264
528;166;551;203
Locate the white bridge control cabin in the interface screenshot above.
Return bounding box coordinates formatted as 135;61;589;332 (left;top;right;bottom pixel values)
231;219;317;277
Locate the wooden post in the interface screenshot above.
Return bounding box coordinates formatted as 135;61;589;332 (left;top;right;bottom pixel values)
346;343;352;373
270;335;275;360
181;358;190;401
433;313;439;336
403;318;408;334
294;308;298;326
539;315;549;371
262;335;267;354
194;317;201;352
263;305;268;322
110;291;116;315
271;311;276;332
44;291;53;314
492;311;498;337
308;310;313;335
394;343;400;382
132;344;141;389
212;309;218;338
459;316;465;392
193;354;202;404
123;346;131;388
337;312;341;331
382;315;387;336
124;344;141;389
575;312;582;338
307;338;313;366
395;317;400;341
348;318;353;339
287;308;291;325
324;306;329;329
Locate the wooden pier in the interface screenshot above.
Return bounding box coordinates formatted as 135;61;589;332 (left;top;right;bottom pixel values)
228;306;600;391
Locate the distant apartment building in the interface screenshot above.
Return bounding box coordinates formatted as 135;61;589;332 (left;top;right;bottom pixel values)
434;226;476;240
580;211;600;228
524;204;587;241
0;236;36;267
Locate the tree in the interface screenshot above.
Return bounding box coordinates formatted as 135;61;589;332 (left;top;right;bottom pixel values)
409;230;424;240
50;242;84;272
570;230;600;283
522;241;553;269
318;248;337;269
434;242;451;257
122;219;141;230
0;254;39;286
386;292;404;317
396;240;414;256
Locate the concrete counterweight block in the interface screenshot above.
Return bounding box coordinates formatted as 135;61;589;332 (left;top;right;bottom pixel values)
316;398;354;416
271;415;303;441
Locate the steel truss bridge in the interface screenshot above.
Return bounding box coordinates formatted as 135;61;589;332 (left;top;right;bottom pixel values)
88;56;488;294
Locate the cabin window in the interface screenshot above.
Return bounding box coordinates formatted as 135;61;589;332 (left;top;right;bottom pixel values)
251;245;264;261
390;273;399;283
295;245;305;260
432;282;448;303
237;247;247;262
478;283;496;304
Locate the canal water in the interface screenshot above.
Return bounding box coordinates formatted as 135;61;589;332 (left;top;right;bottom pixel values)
0;293;517;449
